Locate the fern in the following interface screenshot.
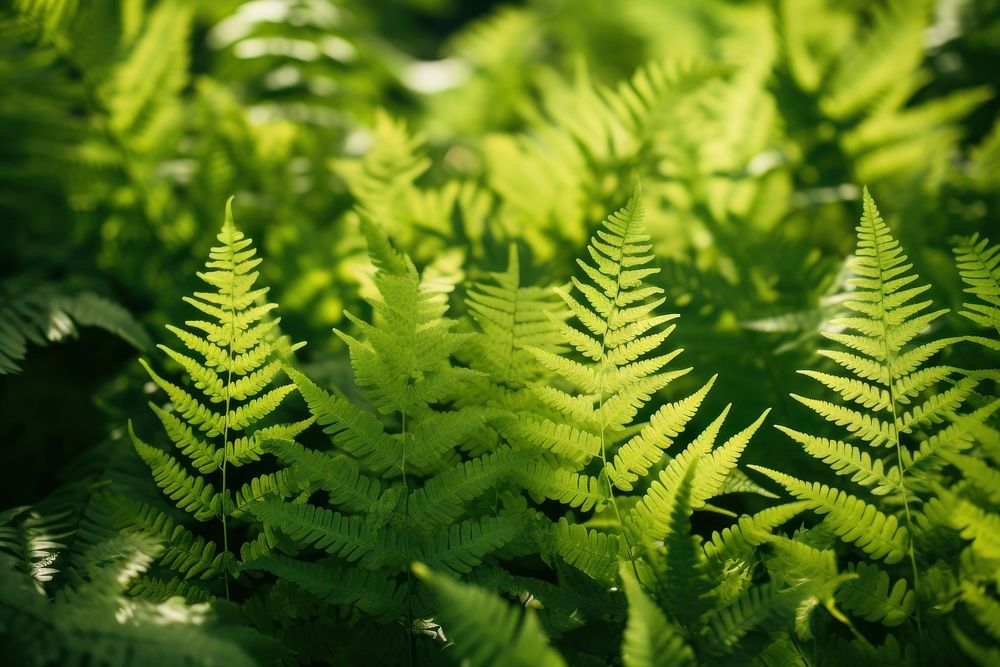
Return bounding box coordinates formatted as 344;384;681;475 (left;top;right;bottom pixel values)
504;188;771;585
0;533;276;666
0;277;149;374
244;220;548;663
127;199;307;599
620;566;695;667
954;233;1000;340
757;188;1000;660
413;562;567;667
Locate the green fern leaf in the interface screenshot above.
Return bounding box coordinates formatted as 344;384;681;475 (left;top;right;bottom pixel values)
836;561;915;626
703;581;780;651
265;438;387;514
417;513;532;575
129;199;306;591
953;233;1000;336
246;555;402;618
413;562;567;667
620;566;695;667
551;517;626;583
248;499;404;568
748;466;909;564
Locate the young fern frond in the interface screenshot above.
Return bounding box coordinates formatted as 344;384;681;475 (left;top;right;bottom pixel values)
765;189;994;646
511;188;687;558
128;199;307;598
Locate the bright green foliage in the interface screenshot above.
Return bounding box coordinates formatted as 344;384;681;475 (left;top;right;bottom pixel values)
501;189;773;587
759;190;999;662
2;1;999;664
241;220;548;663
464;245;569;389
127;201;309;598
954;233;1000;341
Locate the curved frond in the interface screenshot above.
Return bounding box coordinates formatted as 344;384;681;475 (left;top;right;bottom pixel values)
748;466;909;564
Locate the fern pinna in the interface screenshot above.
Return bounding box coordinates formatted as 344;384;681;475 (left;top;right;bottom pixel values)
243;219;545;664
742;189;999;662
126;200;310;601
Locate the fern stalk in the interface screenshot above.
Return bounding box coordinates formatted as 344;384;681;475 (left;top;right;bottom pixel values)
400;410;414;667
593;198;643;581
867;207;924;643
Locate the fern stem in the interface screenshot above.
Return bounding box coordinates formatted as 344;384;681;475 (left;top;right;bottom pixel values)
599;416;640;582
594;200;643;582
218;246;237;602
400;410;415;667
871;227;924;653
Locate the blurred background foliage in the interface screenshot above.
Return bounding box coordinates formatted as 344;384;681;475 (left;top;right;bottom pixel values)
1;0;998;508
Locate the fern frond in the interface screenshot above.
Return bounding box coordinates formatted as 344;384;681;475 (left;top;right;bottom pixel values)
836;561;915;626
247;555;402;618
284;366;400;474
703;581;780;650
413;562;567;667
335;225;473;415
0;506;66;586
407;406;496;474
748;466;909;564
248;499;404;568
954;233;1000;336
0;278;149;374
551;517;626;583
408;447;529;529
522;465;606;512
703;502;811;568
627;408;727;543
129;425;221;521
417;514;531;575
265;438;385;514
128;575;214;604
130;200;305;593
466;245;569;386
620;566;695;667
524;185;689;437
646;460;715;626
607;377;716;491
776;426;898;495
122;502;226;581
502;416;601;465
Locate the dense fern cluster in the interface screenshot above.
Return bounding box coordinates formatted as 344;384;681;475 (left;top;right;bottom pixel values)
5;186;995;665
2;0;999;665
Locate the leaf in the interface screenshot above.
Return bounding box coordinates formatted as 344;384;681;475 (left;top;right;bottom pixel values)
413;563;567;667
